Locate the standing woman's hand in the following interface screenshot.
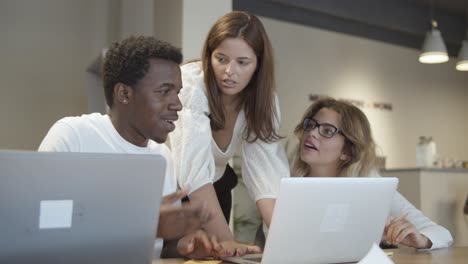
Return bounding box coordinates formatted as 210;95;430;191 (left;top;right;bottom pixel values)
218;240;262;257
177;230;222;259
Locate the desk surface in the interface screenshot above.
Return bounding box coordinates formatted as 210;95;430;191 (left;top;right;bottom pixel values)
153;247;468;264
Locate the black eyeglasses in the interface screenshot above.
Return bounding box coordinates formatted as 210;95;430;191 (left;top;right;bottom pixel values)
302;118;342;138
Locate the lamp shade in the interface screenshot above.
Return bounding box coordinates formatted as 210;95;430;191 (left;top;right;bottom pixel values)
456;40;468;71
419;29;449;64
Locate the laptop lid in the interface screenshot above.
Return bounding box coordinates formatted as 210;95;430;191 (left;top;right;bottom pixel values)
0;151;165;264
223;177;397;264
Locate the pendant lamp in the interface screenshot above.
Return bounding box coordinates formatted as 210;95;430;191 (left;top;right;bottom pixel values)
456;3;468;71
419;20;449;64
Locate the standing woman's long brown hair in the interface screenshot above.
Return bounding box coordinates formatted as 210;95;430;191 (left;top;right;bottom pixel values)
202;11;281;142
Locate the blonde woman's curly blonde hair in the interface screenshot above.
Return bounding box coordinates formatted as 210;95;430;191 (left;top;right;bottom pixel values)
292;98;377;177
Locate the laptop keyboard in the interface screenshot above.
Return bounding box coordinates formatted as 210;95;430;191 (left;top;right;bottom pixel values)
245;256;262;262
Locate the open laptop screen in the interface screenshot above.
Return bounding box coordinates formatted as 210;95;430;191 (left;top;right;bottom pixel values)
223;177;398;264
0;151;165;264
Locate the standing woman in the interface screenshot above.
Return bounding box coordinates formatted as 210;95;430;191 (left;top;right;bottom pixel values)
169;11;289;249
292;98;453;250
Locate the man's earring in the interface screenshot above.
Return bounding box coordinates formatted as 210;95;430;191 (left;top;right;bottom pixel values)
340;154;349;161
123;99;128;104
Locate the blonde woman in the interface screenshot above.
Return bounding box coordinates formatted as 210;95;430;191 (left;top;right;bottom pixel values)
292;98;452;250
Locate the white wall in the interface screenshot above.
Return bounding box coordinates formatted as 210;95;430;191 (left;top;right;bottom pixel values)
260;17;468;169
154;0;183;48
121;0;154;38
0;0;108;150
153;0;232;61
181;0;232;61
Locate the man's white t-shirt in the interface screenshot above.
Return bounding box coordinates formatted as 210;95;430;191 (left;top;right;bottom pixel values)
38;113;176;258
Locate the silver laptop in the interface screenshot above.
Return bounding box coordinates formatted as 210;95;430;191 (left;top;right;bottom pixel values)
223;177;398;264
0;151;166;264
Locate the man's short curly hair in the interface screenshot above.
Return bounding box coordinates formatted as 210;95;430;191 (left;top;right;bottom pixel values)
103;36;182;108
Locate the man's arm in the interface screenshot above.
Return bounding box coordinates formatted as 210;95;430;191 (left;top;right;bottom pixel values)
157;189;211;240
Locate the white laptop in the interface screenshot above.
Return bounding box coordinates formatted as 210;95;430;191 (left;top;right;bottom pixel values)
0;151;166;264
223;177;398;264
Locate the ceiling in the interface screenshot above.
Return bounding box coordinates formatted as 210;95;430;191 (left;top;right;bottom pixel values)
233;0;468;57
409;0;467;15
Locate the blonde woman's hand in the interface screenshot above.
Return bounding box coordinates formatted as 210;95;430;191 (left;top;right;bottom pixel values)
384;214;432;249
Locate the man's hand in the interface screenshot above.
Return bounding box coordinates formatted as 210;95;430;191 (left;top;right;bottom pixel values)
384;214;432;249
157;189;211;239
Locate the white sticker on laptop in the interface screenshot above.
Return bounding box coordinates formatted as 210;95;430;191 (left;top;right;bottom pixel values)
319;203;350;232
39;200;73;229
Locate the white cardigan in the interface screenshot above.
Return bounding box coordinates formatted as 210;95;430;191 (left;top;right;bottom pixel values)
389;189;453;250
169;62;290;201
370;172;453;250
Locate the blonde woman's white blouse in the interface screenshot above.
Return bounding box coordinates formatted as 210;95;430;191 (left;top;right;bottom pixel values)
371;172;453;250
